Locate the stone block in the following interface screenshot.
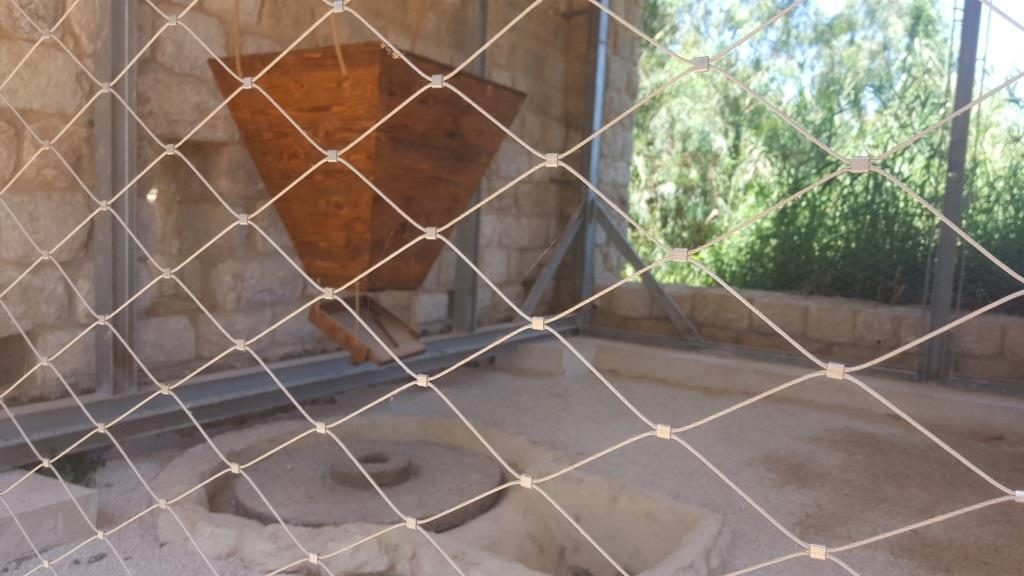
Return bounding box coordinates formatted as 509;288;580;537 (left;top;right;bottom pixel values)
951;316;1004;357
692;288;750;330
208;255;304;310
0;1;64;39
138;69;238;143
136;314;196;367
749;292;805;337
196;307;274;358
0;120;16;183
19;118;93;189
154;9;226;79
202;0;261;27
665;284;695;316
478;247;509;285
27;325;96;400
240;33;279;54
0;470;97;562
805;298;856;344
853;306;900;348
1001;321;1024;363
954;355;1020;382
608;282;651;319
0;185;91;263
0;40;87;115
0;263;69;338
67;0;105;57
413;291;448;326
267;304;333;359
499;217;550;249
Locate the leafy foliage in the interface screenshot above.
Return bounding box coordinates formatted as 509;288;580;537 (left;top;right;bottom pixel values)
630;0;1024;311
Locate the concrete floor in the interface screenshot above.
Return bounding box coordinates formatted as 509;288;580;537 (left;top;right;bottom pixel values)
2;337;1022;575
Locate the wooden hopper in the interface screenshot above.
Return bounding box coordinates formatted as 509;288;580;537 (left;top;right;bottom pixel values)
210;43;526;362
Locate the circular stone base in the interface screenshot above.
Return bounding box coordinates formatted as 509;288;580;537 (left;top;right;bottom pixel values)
234;439;503;531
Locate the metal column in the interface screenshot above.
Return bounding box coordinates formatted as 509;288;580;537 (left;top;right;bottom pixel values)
94;0;139;395
926;0;981;382
451;0;490;333
577;0;610;321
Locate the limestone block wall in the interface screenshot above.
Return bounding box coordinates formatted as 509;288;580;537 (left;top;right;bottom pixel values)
0;0;100;403
0;0;646;403
592;282;1024;383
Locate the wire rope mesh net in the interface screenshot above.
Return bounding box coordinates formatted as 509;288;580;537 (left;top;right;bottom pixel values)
0;0;1021;575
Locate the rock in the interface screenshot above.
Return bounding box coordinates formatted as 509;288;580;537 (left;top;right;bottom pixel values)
0;39;88;115
0;120;17;183
137;69;239;143
208;255;304;310
0;185;91;263
66;0;106;56
0;0;64;39
136;314;196;367
0;470;97;562
0;262;69;338
154;9;226;79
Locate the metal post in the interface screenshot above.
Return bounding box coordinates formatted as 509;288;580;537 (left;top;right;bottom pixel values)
577;0;610;323
926;0;981;382
451;0;489;333
94;0;139;395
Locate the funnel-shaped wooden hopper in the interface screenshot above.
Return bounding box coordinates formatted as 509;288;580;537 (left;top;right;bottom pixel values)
210;43;526;292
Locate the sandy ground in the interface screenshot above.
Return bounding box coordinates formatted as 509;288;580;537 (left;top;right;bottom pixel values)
2;344;1023;576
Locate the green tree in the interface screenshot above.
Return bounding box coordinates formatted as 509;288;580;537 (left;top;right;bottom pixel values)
631;0;1024;311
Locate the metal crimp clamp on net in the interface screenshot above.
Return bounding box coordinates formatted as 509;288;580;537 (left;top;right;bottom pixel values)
849;156;872;173
531;317;546;331
430;74;444;89
655;424;672;439
544;153;559;168
808;544;828;560
691;56;710;72
669;248;689;263
825;362;845;380
415;374;430;387
1015;490;1024;503
519;474;534;489
424;226;439;240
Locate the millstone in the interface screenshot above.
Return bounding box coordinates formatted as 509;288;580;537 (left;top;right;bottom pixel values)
233;439;503;531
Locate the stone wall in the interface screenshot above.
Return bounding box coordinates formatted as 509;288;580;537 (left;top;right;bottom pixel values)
0;0;645;403
592;282;1024;383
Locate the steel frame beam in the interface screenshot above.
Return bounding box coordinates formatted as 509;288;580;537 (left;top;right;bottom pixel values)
594;207;702;341
94;0;139;396
0;318;579;468
451;0;490;333
554;1;701;341
926;0;981;382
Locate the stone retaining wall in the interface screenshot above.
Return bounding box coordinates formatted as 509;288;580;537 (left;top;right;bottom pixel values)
592;282;1024;383
0;0;644;403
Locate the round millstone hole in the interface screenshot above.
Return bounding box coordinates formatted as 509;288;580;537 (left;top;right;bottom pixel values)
233;439;503;531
